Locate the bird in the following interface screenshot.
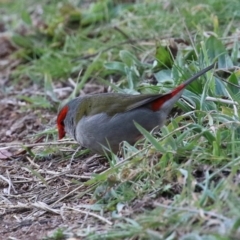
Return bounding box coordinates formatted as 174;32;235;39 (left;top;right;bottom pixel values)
57;64;214;155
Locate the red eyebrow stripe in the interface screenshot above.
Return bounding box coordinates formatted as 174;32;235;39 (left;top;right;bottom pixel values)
57;105;68;139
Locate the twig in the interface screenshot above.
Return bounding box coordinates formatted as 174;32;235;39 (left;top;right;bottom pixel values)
26;156;40;169
0;140;78;150
67;146;82;168
31;201;60;215
65;206;113;225
51;184;85;205
217;75;240;88
6;170;17;194
0;173;13;195
206;96;239;105
113;26;133;43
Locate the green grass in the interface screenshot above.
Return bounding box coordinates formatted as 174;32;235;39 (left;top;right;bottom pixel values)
1;0;240;239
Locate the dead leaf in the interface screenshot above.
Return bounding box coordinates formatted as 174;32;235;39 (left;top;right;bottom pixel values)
0;149;13;159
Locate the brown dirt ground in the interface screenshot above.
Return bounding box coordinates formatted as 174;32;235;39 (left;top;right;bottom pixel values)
0;34;113;240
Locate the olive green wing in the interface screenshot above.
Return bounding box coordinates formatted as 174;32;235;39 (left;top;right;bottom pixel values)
87;93;162;116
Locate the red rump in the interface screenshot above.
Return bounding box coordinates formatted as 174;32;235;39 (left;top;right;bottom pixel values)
57;106;69;139
151;84;185;111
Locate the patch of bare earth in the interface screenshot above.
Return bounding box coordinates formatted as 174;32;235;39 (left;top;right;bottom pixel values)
0;32;112;239
0;91;112;239
0;151;112;239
